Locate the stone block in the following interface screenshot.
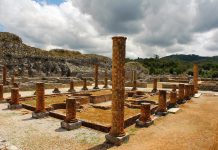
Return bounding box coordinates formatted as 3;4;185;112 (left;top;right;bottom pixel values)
61;120;82;130
8;104;22;109
105;133;129;146
32;111;49;119
135;119;154;127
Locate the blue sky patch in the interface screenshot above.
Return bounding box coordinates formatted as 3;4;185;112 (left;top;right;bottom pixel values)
34;0;65;5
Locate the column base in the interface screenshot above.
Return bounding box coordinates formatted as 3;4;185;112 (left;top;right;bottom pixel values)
135;119;154;127
32;111;49;119
105;133;129;146
131;87;137;91
93;86;99;89
61;120;82;130
8;104;22;109
68;89;75;93
151;89;157;93
155;111;169;116
168;103;179;109
177;99;186;104
103;86;109;89
81;87;88;91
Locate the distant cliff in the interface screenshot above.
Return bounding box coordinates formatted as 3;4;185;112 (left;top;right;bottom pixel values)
0;32;112;77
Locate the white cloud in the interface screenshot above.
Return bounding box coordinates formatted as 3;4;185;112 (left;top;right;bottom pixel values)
0;0;218;58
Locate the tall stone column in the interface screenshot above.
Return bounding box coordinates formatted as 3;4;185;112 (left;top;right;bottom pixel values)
2;65;7;85
106;36;129;146
32;82;49;118
8;88;22;109
178;84;185;104
152;78;158;93
156;90;168;115
193;64;198;94
103;69;109;88
93;64;99;89
68;80;75;93
61;97;82;130
81;78;88;91
136;103;154;127
0;84;3;101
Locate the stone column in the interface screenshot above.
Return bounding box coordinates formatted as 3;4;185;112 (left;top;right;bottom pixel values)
172;84;177;92
11;75;15;85
61;97;82;130
193;64;198;94
184;84;190;100
32;82;48;118
103;69;109;88
178;84;185;104
2;65;7;85
93;64;99;89
169;91;177;108
0;84;3;100
68;80;75;93
156;90;168;115
8;88;22;109
152;78;158;93
136;103;153;127
81;78;88;91
131;80;137;91
106;36;129;145
190;84;194;96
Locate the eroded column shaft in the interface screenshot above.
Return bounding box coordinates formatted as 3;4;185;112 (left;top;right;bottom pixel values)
0;84;3;100
179;84;185;100
36;82;45;112
193;64;198;93
65;97;77;123
109;36;127;137
93;64;99;89
11;88;19;105
139;103;152;122
157;90;167;112
3;65;7;85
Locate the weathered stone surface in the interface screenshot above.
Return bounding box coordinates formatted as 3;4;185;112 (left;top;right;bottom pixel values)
60;120;82;131
93;64;99;89
2;65;7;85
178;84;186;104
136;103;153;127
151;78;158;93
81;78;88;91
52;87;60;94
0;84;3;100
131;80;137;91
68;80;75;93
156;90;168;116
32;111;49;119
105;133;129;146
193;64;198;94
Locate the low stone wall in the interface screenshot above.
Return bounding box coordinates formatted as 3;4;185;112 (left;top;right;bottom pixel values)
89;94;112;104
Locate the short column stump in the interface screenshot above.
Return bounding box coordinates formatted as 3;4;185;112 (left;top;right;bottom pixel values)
32;111;49;119
105;133;129;146
155;111;169;116
135;119;154;127
61;120;82;130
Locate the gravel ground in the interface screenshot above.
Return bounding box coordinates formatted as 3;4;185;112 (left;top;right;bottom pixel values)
0;104;106;150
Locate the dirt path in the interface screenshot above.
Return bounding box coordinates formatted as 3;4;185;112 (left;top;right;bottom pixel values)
0;94;218;150
110;94;218;150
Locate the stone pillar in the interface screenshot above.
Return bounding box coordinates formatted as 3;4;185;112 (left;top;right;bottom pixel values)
61;97;82;130
81;78;88;91
136;103;153;127
106;36;129;145
152;78;158;93
32;82;48;118
52;87;60;93
178;84;185;104
8;88;22;109
11;75;15;85
156;90;168;115
131;80;137;91
2;65;7;85
184;84;190;100
193;64;198;94
13;82;19;88
0;84;3;101
93;64;99;89
169;91;177;108
68;80;75;93
172;84;177;92
103;77;109;89
190;84;194;96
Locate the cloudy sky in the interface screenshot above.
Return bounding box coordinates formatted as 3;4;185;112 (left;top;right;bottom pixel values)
0;0;218;58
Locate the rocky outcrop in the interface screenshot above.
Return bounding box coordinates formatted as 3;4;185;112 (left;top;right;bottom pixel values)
0;32;112;78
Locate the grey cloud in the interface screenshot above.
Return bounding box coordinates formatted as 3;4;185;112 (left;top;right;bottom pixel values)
194;0;218;32
72;0;144;34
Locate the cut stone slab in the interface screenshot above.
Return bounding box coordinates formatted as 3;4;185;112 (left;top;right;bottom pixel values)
8;104;22;109
61;120;82;130
32;111;49;119
194;93;202;98
105;133;129;146
168;108;180;114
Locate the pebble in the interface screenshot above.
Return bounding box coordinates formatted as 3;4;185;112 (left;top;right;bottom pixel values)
0;136;19;150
